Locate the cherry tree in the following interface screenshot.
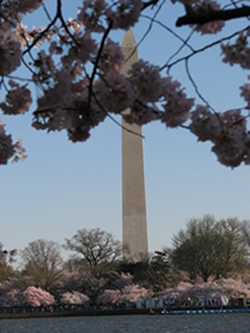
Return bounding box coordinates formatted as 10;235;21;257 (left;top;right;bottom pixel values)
0;0;249;167
22;286;55;307
0;288;23;307
60;291;89;304
157;278;250;305
120;284;150;302
96;289;121;305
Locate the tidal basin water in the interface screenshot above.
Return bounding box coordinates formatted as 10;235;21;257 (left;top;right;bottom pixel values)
0;314;249;333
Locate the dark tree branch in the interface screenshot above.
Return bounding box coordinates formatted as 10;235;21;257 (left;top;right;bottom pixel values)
161;25;250;71
87;21;113;110
142;0;160;10
176;6;250;27
185;58;216;113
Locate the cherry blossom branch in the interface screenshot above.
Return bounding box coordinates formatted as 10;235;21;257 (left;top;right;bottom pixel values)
137;0;166;48
185;58;216;112
41;1;53;22
176;5;250;27
87;21;113;110
6;75;34;83
142;15;195;53
142;0;160;10
92;93;145;139
122;0;166;70
162;25;250;71
23;0;62;55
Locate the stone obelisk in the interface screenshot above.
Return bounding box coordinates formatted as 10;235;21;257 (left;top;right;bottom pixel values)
121;30;148;262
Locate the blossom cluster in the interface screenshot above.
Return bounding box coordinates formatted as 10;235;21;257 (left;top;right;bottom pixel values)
60;291;89;304
22;286;55;307
222;29;250;69
190;107;250;167
0;0;249;168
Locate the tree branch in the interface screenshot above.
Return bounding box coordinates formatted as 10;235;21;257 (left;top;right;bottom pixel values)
176;6;250;27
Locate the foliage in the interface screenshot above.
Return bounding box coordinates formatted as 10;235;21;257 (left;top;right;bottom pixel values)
119;250;170;292
21;239;63;290
0;1;249;167
0;243;16;283
0;261;14;283
171;215;248;282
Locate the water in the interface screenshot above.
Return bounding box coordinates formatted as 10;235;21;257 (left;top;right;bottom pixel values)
0;314;249;333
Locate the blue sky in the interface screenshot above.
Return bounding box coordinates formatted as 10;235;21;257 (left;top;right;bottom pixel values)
1;1;250;263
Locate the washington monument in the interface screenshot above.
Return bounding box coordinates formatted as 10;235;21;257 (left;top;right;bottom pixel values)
121;30;148;262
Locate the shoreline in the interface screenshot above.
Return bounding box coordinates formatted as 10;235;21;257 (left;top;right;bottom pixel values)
1;307;250;320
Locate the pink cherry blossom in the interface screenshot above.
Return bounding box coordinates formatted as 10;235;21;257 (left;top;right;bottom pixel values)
99;38;124;74
61;291;89;304
120;284;150;302
96;289;121;305
94;73;135;113
3;0;44;15
0;80;32;115
1;289;22;307
0;23;22;76
0;122;15;165
78;0;107;32
222;29;250;69
123;101;159;126
160;76;194;127
191;108;248;167
106;0;143;29
240;78;250;109
190;105;222;142
22;286;55;307
128;60;163;103
63;32;97;66
192;0;225;34
0;0;249;168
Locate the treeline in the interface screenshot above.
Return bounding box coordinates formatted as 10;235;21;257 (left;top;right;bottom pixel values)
0;215;249;307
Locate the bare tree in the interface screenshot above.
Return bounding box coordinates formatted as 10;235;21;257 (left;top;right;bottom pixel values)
21;239;63;291
64;228;122;277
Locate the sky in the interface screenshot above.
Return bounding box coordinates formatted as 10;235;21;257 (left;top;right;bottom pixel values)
1;0;250;265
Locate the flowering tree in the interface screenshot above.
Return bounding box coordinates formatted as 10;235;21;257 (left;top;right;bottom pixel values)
120;284;150;302
158;279;250;306
0;0;249;167
50;271;84;297
96;289;121;305
22;286;55;306
60;291;89;304
0;288;23;307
